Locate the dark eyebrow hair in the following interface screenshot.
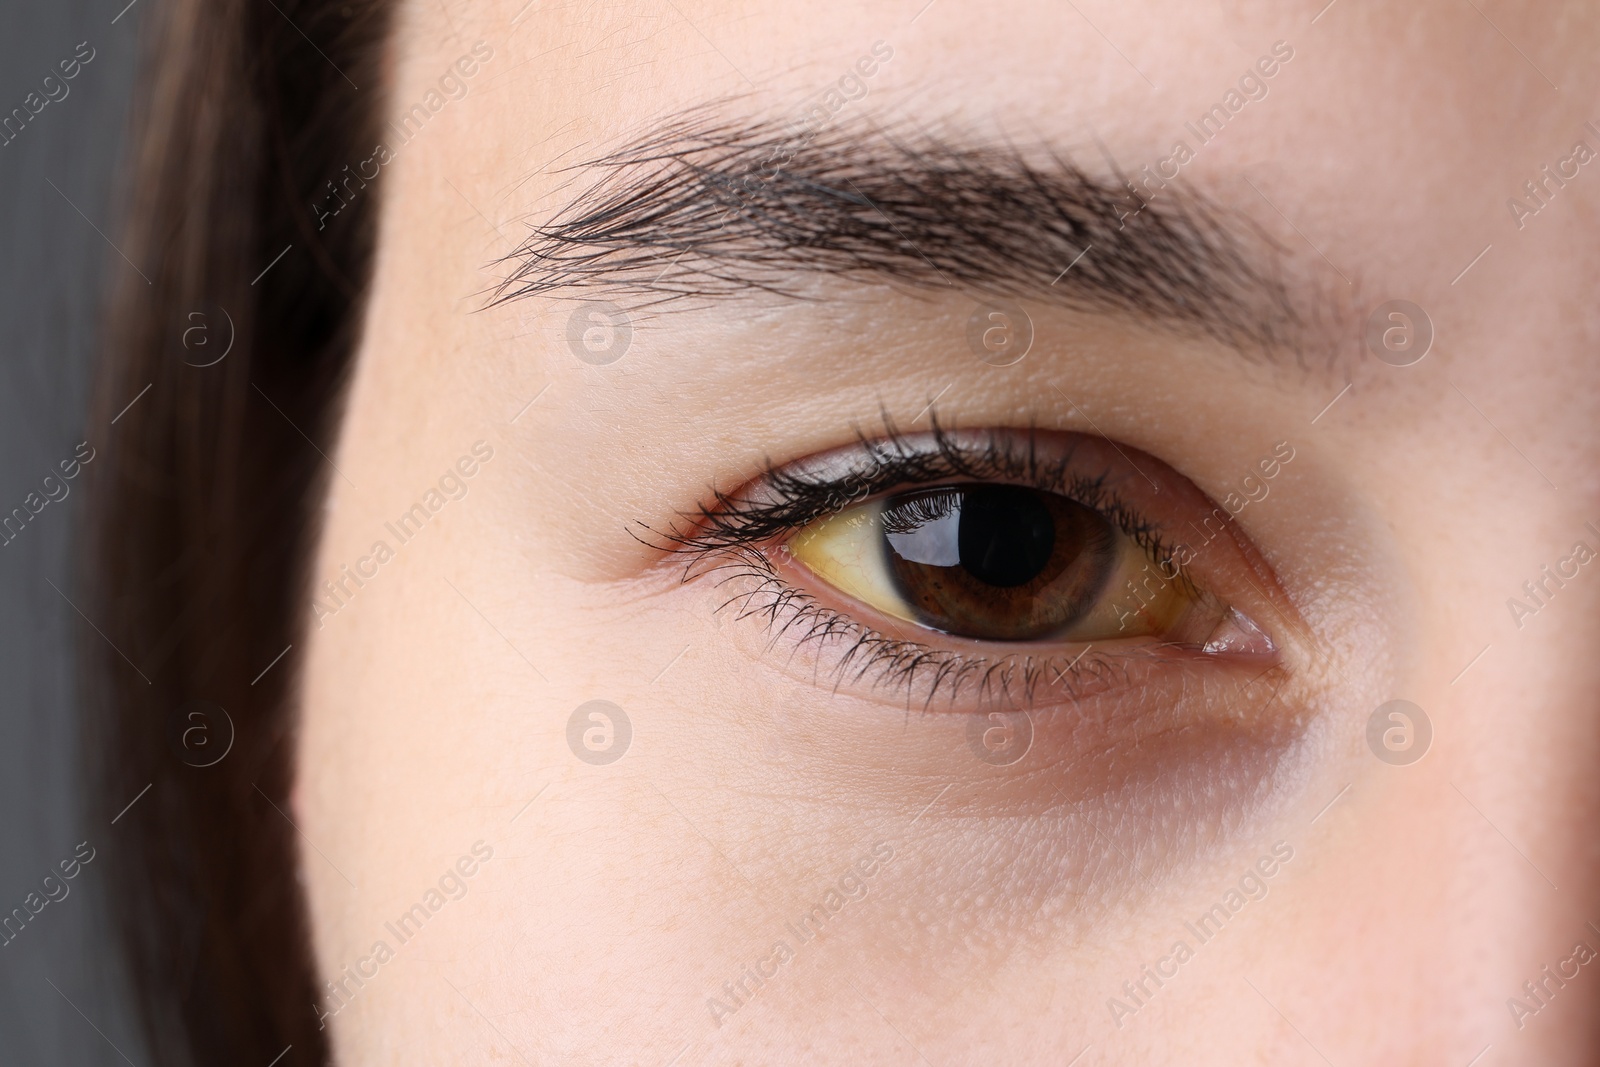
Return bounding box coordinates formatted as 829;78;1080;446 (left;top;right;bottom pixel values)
491;105;1331;355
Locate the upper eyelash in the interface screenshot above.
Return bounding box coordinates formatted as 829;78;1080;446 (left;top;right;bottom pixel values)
646;416;1187;585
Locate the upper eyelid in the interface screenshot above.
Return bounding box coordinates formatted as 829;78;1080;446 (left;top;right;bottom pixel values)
656;423;1191;581
661;421;1049;548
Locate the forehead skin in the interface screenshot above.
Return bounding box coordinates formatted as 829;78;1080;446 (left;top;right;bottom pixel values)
297;1;1600;1063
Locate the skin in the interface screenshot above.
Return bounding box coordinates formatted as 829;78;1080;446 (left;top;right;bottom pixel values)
298;0;1600;1062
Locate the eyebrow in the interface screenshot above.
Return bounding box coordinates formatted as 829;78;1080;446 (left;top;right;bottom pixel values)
493;105;1328;356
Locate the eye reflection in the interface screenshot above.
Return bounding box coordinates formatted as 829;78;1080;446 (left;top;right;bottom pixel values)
789;482;1208;643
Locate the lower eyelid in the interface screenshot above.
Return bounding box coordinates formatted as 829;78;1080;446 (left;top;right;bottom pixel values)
708;558;1294;741
719;542;1267;710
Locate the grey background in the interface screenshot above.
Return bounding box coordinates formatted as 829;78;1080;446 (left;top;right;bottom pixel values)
0;0;148;1062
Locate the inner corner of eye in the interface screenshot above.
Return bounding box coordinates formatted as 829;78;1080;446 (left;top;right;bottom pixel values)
779;483;1269;650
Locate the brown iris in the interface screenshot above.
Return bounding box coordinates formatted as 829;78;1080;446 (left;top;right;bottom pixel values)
878;485;1118;640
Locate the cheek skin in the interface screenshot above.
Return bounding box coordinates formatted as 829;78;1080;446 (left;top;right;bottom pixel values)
298;541;1325;1055
493;578;1334;975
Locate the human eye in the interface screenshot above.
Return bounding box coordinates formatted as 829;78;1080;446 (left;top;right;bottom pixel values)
794;483;1216;645
660;421;1283;713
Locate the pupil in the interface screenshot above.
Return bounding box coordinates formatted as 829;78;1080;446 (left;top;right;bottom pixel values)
955;485;1055;588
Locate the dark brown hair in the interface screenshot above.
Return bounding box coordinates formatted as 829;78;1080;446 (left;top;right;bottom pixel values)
87;0;394;1062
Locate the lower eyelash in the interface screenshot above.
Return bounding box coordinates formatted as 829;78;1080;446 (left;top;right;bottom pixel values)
698;541;1146;712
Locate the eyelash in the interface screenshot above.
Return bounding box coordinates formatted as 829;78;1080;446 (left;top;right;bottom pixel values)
644;418;1200;709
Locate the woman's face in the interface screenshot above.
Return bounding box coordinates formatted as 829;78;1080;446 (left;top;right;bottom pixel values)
298;0;1600;1061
